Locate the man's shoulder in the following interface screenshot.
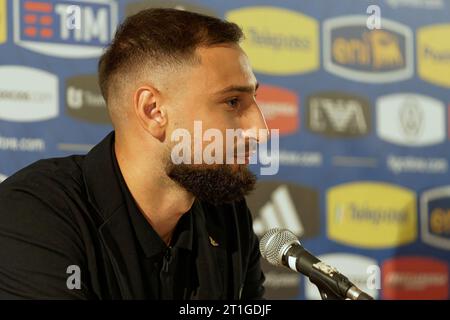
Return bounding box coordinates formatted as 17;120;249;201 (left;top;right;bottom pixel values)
0;154;96;251
0;155;91;226
0;155;98;299
0;132;115;230
0;155;86;197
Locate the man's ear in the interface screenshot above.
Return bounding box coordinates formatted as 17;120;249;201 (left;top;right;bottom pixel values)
134;86;167;141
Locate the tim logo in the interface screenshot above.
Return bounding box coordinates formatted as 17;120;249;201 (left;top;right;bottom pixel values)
306;91;371;138
420;186;450;250
13;0;118;58
257;85;299;136
323;16;413;82
245;181;320;239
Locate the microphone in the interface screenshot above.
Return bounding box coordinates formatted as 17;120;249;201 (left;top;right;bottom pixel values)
260;228;374;300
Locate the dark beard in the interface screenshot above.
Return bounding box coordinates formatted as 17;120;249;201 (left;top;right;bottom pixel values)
166;163;257;205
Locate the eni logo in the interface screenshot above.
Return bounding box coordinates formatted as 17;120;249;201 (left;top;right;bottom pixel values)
226;6;319;75
323;16;413;83
420;186;450;250
333;30;404;69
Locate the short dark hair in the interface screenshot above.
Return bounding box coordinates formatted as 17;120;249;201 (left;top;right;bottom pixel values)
98;8;244;102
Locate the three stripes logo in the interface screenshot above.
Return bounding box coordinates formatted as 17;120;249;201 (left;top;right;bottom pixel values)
246;181;319;299
245;181;320;239
253;185;304;236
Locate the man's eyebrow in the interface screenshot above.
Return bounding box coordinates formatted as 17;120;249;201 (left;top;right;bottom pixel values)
214;82;259;95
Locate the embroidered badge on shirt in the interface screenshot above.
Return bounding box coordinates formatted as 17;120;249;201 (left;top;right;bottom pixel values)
209;236;219;247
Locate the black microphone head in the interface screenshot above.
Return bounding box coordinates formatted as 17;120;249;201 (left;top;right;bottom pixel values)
259;228;300;267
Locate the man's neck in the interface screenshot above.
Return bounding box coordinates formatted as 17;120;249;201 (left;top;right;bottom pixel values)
114;139;195;245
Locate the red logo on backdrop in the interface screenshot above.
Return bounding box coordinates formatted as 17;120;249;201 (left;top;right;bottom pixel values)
382;256;448;300
257;85;299;135
22;1;54;39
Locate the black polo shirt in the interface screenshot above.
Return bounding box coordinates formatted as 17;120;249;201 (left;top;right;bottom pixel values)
112;142;198;299
0;131;265;299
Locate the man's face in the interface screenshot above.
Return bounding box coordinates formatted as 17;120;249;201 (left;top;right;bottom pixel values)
163;44;268;205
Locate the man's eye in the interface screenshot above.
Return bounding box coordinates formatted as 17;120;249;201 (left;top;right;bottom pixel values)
226;98;240;108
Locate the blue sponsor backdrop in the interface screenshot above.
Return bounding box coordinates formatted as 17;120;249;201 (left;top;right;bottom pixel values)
1;0;450;299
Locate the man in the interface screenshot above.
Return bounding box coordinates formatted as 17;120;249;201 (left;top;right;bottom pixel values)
0;8;268;299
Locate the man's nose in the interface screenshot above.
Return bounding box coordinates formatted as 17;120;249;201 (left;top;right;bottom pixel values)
241;102;270;144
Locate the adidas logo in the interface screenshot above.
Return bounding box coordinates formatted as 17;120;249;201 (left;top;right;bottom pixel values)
252;185;304;237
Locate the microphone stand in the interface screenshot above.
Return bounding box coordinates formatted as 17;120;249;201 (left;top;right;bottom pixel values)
308;261;374;300
260;229;374;300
